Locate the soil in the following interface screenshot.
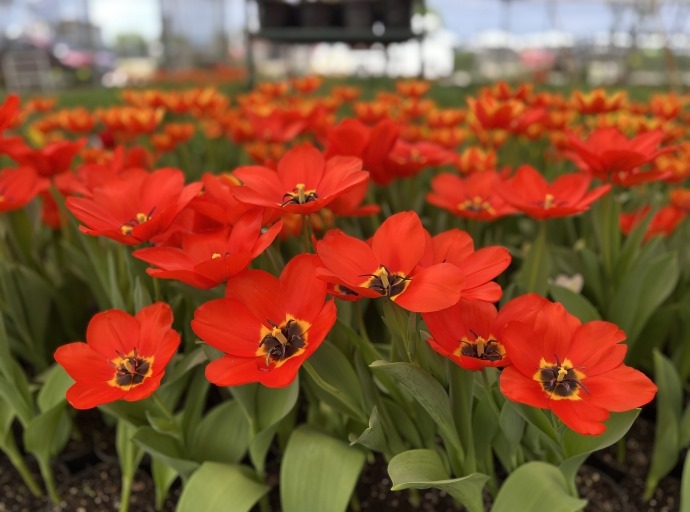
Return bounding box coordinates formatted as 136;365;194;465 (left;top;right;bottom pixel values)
0;411;682;512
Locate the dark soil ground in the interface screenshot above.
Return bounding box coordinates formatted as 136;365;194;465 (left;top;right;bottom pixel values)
0;412;681;511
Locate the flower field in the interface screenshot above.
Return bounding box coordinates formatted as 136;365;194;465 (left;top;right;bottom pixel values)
0;78;689;511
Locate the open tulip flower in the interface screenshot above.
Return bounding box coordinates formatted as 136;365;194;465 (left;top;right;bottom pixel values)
315;211;465;313
232;144;369;214
566;127;675;180
423;294;548;371
66;167;202;245
499;299;657;435
192;254;336;387
54;303;180;409
133;210;283;289
499;165;611;219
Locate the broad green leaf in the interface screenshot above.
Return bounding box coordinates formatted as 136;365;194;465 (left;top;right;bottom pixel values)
561;409;640;459
560;409;639;486
351;406;390;454
231;377;299;432
100;399;150;426
503;401;558;445
608;252;678;347
132;426;199;479
176;462;269;512
382;396;423;448
0;366;34;427
577;248;604;308
190;401;251;464
371;361;462;455
181;366;210;444
548;284;601;323
388;449;488;512
646;351;683;499
37;365;72;412
497;399;525;469
24;402;71;461
303;342;367;421
492;462;587;512
281;426;365;512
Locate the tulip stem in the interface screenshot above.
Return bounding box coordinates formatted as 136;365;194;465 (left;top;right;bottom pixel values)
302;215;313;253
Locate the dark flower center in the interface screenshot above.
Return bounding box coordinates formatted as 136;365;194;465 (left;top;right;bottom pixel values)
260;319;306;365
113;348;151;388
459;334;504;362
360;265;410;298
536;357;588;399
281;183;318;207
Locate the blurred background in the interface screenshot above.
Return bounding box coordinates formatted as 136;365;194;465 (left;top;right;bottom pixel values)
1;0;690;90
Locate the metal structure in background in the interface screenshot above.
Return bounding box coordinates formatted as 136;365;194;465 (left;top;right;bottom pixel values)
244;0;427;88
2;49;55;91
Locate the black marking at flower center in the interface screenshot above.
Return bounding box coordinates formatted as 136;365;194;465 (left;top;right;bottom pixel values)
460;333;503;362
360;265;410;297
114;348;151;387
260;319;306;365
281;183;318;207
538;358;589;398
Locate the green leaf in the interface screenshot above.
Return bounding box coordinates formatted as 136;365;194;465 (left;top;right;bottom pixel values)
176;462;269;512
232;377;299;432
646;351;683;499
351;406;390;454
503;401;558;445
190;401;251;464
388;449;488;512
548;284;601;323
491;461;587;512
132;427;199;479
680;404;690;448
577;248;605;309
371;361;462;456
152;457;178;511
591;190;621;284
303;341;366;421
608;252;679;347
37;365;72;412
517;221;550;296
280;426;365;512
561;409;640;459
132;277;152;311
680;451;690;512
24;402;71;461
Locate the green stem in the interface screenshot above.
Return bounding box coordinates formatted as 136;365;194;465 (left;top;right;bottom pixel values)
119;476;132;512
6;448;42;496
518;220;549;295
38;458;60;504
302;215;313;254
